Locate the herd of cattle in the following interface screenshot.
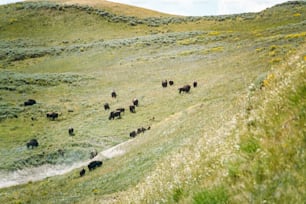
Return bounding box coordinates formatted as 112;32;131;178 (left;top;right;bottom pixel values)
24;79;198;176
105;97;138;120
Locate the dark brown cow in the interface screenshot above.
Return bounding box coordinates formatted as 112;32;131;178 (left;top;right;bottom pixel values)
133;98;139;106
130;130;137;138
46;112;59;120
116;108;125;113
109;111;121;120
169;80;174;86
104;103;110;110
88;160;103;171
80;168;86;177
68;127;74;136
24;99;36;106
162;80;168;88
178;85;191;94
137;127;147;134
193;81;198;88
27;139;39;149
111;91;117;98
129;105;136;113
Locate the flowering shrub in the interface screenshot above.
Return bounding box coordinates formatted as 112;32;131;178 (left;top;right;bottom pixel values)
285;32;306;39
293;13;301;17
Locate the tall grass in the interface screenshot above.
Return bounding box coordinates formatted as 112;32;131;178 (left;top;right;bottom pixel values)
227;50;306;203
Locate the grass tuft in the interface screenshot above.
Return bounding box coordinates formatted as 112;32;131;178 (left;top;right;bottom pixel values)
240;136;260;154
193;186;229;204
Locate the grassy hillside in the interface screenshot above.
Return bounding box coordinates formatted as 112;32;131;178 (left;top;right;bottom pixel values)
32;0;174;17
0;1;305;203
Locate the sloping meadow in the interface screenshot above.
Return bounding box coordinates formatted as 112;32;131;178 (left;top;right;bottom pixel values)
0;1;305;203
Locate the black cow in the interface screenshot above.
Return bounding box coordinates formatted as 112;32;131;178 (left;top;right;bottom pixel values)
193;81;198;88
133;98;139;106
104;103;110;110
130;130;137;138
88;160;103;171
162;80;168;88
178;85;191;94
68;127;74;136
109;111;121;120
111;91;117;98
80;168;86;177
129;105;136;113
169;80;174;86
46;112;59;120
137;128;141;134
116;108;125;113
137;127;147;134
24;99;36;106
141;127;147;132
27;139;39;149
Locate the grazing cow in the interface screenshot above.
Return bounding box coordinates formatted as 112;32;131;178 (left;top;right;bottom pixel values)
130;130;137;138
104;103;110;110
129;105;136;113
24;99;36;106
80;168;86;177
111;91;117;98
46;112;59;120
116;108;125;113
88;160;103;171
137;127;147;134
133;98;139;106
137;128;142;134
162;80;168;88
178;85;191;94
193;81;198;88
109;111;121;120
68;127;74;136
27;139;39;149
169;80;174;86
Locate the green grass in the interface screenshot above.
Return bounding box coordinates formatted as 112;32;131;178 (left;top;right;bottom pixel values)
193;186;229;204
0;1;305;203
226;56;306;203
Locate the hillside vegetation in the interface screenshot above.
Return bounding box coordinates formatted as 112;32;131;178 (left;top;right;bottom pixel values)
0;1;305;203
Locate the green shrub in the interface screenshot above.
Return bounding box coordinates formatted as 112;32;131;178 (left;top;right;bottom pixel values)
173;187;184;202
240;136;260;154
254;72;268;89
228;162;240;180
193;186;229;204
0;102;22;121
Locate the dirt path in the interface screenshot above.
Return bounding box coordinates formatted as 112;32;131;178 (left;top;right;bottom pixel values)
0;139;133;189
